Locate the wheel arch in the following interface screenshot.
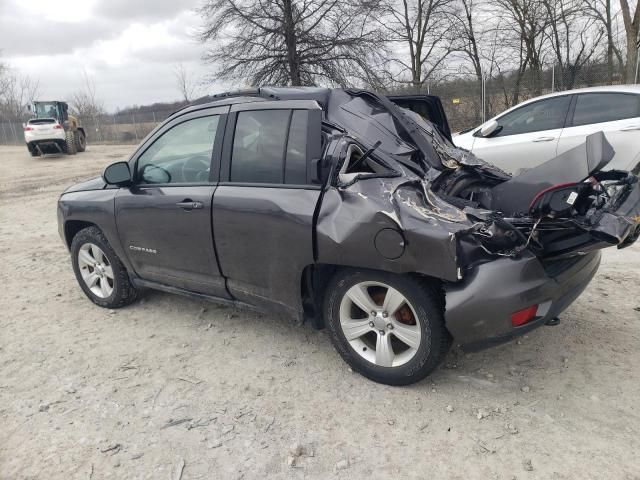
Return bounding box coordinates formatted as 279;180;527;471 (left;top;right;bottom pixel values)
300;263;445;330
64;220;98;249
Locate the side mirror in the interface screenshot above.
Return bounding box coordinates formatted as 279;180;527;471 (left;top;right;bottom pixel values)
479;120;500;138
27;105;32;112
103;161;132;186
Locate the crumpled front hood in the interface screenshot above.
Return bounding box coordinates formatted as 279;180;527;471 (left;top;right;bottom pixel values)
63;176;106;194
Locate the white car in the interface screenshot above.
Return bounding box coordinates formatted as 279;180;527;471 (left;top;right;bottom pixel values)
454;85;640;174
23;118;67;156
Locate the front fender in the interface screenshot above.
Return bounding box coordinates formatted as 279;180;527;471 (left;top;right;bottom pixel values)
57;189;133;272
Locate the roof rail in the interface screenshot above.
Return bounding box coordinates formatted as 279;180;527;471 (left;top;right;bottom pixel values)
211;88;281;101
167;88;281;118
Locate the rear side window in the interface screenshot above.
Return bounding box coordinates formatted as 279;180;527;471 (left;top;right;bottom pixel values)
495;96;571;137
572;93;640;127
285;110;308;184
230;109;309;184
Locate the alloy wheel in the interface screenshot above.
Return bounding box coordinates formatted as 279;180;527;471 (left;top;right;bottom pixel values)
78;243;114;298
339;281;422;367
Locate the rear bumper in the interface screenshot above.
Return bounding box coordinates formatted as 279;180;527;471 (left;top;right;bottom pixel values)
444;251;601;351
25;131;66;143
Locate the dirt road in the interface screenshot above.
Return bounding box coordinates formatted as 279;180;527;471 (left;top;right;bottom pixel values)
1;145;639;479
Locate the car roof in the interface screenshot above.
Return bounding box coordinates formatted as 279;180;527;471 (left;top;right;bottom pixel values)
172;95;267;118
171;86;337;117
527;84;640;100
506;84;640;109
483;84;640;122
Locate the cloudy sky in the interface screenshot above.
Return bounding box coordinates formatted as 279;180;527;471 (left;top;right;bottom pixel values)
0;0;231;111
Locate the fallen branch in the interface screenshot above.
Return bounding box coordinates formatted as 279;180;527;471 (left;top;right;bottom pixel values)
161;418;193;430
100;443;121;455
174;458;185;480
176;376;203;385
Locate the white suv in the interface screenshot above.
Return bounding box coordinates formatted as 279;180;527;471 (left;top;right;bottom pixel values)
23;118;68;157
454;85;640;174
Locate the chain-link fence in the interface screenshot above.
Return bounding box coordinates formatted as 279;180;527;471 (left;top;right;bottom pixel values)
1;63;637;146
430;63;635;133
0;108;177;146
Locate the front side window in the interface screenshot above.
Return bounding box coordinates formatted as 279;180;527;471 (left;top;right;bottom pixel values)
572;93;640;127
137;115;219;184
495;96;571;137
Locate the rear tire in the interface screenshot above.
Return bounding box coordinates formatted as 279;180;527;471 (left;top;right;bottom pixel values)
75;130;86;152
65;130;77;155
70;226;138;308
324;269;450;386
29;146;41;157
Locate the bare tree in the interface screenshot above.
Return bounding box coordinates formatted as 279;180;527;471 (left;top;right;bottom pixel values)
174;63;200;102
489;0;549;99
584;0;625;82
381;0;455;90
199;0;387;87
449;0;493;122
619;0;639;82
70;70;105;120
451;0;484;81
0;57;9;101
0;70;41;121
543;0;604;89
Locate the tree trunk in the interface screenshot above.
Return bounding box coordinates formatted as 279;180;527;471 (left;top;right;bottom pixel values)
619;0;639;83
606;0;614;83
625;33;638;83
282;0;302;86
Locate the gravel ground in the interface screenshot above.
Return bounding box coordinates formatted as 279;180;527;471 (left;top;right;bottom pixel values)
1;144;639;480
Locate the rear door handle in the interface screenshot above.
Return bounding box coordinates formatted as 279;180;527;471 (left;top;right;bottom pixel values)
532;136;555;142
620;125;640;131
176;200;203;210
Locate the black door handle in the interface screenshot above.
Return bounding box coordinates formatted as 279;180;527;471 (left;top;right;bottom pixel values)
176;200;203;210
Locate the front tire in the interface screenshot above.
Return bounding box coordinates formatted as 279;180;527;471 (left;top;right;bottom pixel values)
75;130;86;152
70;226;138;308
65;130;77;155
324;269;450;386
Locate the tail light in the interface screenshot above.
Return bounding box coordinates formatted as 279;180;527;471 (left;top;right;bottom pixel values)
54;124;63;129
528;182;578;211
511;305;538;327
23;126;33;131
528;182;584;218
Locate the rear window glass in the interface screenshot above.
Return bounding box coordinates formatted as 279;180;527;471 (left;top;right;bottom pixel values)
572;93;640;127
28;119;56;124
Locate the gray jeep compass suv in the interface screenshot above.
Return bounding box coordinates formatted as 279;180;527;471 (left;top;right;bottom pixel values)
57;87;640;385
